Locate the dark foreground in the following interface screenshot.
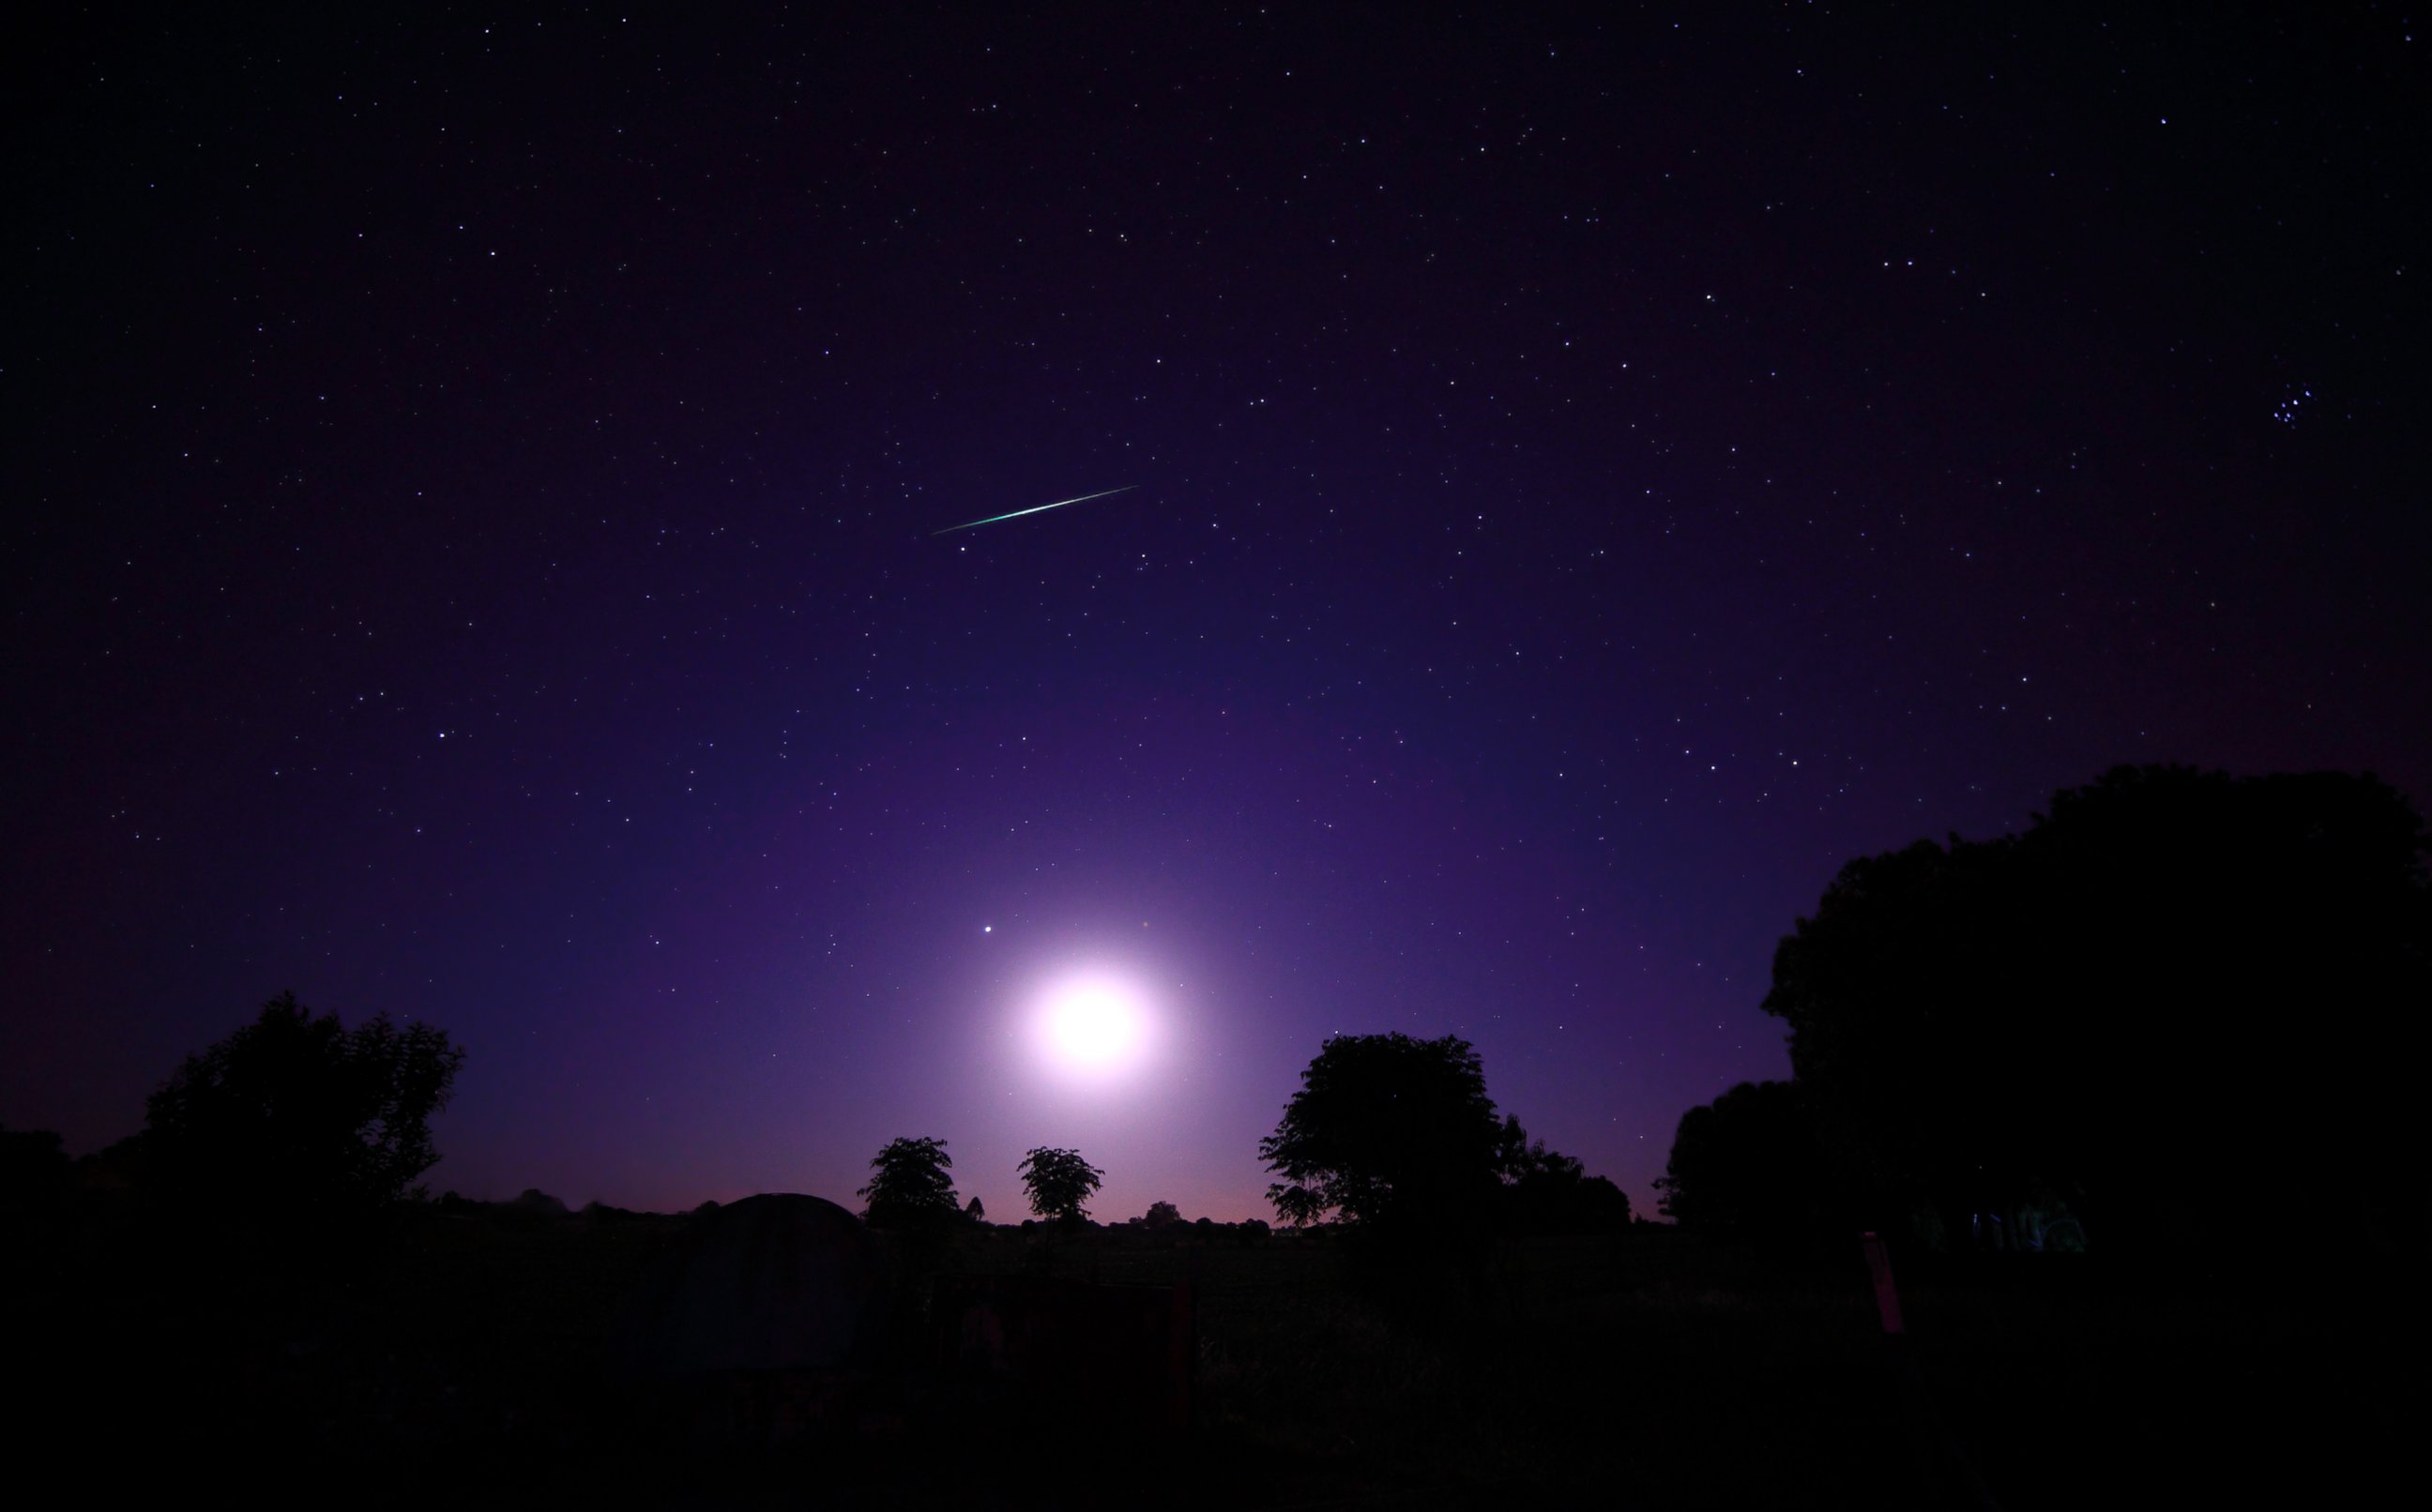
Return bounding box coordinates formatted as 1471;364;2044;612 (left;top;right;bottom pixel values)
8;1201;2414;1507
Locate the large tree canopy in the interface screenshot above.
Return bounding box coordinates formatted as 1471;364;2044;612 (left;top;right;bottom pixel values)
1259;1032;1509;1228
1763;764;2428;1260
144;990;464;1215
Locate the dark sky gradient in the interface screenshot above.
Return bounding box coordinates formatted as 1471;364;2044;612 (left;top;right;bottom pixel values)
8;5;2424;1221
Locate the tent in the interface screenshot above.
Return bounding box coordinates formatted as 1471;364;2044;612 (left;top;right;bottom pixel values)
609;1192;878;1380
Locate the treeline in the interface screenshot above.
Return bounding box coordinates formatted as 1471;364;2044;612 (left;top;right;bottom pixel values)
20;761;2408;1276
3;991;1631;1247
844;1137;1277;1240
1656;764;2429;1268
850;1035;1637;1243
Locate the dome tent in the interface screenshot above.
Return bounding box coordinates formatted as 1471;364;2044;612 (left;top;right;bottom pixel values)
609;1193;880;1381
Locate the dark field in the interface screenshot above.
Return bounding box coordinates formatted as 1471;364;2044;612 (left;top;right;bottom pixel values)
9;1204;2412;1507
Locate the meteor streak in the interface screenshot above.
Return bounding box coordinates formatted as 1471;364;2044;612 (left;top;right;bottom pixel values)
933;484;1138;535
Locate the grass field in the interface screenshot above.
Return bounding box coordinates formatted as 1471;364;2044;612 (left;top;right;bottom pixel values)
8;1202;2413;1506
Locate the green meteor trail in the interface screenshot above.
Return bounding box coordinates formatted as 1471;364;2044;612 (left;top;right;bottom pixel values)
933;484;1139;535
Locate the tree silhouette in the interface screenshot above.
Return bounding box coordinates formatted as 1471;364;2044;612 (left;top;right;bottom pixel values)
1016;1146;1104;1223
1259;1032;1505;1228
142;990;464;1217
965;1195;986;1222
1655;1080;1827;1238
858;1136;960;1228
1497;1114;1634;1233
1269;1184;1326;1228
1142;1199;1182;1228
1765;764;2430;1262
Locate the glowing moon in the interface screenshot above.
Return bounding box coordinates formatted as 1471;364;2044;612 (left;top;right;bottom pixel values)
1034;975;1153;1079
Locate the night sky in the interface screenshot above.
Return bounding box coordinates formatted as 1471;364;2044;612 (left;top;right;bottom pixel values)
8;6;2425;1223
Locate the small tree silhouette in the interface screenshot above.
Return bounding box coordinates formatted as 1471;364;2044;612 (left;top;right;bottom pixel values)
1017;1147;1103;1223
858;1136;960;1228
1143;1199;1181;1228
